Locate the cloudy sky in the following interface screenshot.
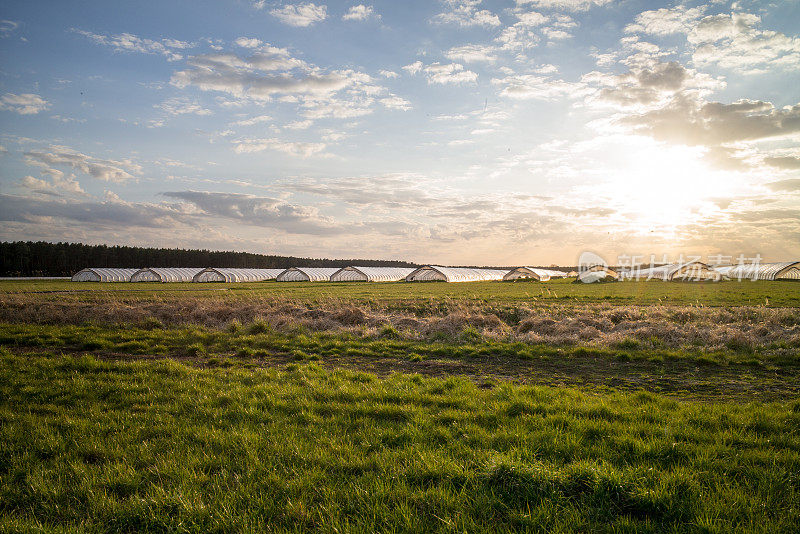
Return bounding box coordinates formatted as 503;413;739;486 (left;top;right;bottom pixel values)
0;0;798;265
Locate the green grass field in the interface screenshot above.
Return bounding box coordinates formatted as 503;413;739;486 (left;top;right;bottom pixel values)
1;279;799;532
2;353;799;533
2;277;798;306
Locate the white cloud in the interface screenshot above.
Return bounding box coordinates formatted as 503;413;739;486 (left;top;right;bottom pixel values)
0;93;49;115
405;62;478;85
270;3;327;27
445;44;498;63
301;98;375;119
285;119;313;129
343;5;377;21
543;27;572;40
321;129;348;142
50;115;86;123
156;97;212;116
23;146;142;182
430;0;501;28
495;9;547;51
515;0;611;11
624;6;705;36
379;69;399;78
626;9;800;74
432;113;469;121
583;61;724;110
380;95;412;110
234;37;263;48
233;114;272;126
72;29;190;61
688;13;800;74
402;61;423;75
533;64;559;74
492;74;588;100
162;190;340;235
171;47;394;123
233;138;328;157
21;174;85;196
515;11;548;26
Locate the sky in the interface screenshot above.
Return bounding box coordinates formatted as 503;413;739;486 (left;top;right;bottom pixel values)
0;0;798;266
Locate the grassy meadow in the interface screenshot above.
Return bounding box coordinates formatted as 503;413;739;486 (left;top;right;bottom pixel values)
1;278;799;532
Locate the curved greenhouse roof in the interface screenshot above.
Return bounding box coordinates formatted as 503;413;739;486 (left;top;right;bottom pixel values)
330;266;416;282
276;267;340;282
625;261;720;282
130;268;204;283
71;268;138;282
576;268;618;284
715;261;800;281
504;267;570;281
576;266;618;283
405;266;508;283
193;268;285;283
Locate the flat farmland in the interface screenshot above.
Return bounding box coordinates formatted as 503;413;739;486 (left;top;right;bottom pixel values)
3;277;799;306
1;279;799;532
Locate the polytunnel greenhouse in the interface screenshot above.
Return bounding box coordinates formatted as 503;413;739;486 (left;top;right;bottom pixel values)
624;261;721;282
405;266;508;282
130;268;204;283
275;267;340;282
503;267;570;281
330;266;415;282
71;268;138;282
193;268;285;283
715;261;800;281
576;267;618;284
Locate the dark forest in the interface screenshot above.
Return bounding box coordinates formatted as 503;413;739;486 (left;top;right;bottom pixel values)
0;241;415;277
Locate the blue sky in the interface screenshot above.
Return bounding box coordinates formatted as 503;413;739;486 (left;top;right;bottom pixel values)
0;0;798;265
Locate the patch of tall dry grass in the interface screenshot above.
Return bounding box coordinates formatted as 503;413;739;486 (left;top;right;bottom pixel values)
1;294;798;351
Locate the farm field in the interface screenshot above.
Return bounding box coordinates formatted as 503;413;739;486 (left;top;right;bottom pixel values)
2;277;800;306
2;279;800;532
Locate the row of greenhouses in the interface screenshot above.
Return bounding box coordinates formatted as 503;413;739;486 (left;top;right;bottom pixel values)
70;261;800;284
70;266;574;283
618;261;800;282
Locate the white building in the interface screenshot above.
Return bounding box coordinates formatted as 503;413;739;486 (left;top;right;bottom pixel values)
71;268;138;282
503;267;570;281
405;266;508;282
193;268;285;283
715;261;800;281
624;261;721;282
130;268;204;283
576;267;618;284
275;267;341;282
330;266;416;282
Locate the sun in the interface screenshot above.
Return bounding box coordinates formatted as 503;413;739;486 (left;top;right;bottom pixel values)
597;141;744;236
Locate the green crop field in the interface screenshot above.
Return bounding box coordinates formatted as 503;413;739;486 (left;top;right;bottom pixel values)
2;279;799;532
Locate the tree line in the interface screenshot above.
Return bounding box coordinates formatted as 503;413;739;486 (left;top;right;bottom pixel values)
0;241;416;277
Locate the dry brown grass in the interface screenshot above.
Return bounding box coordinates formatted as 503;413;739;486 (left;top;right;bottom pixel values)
2;292;799;352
